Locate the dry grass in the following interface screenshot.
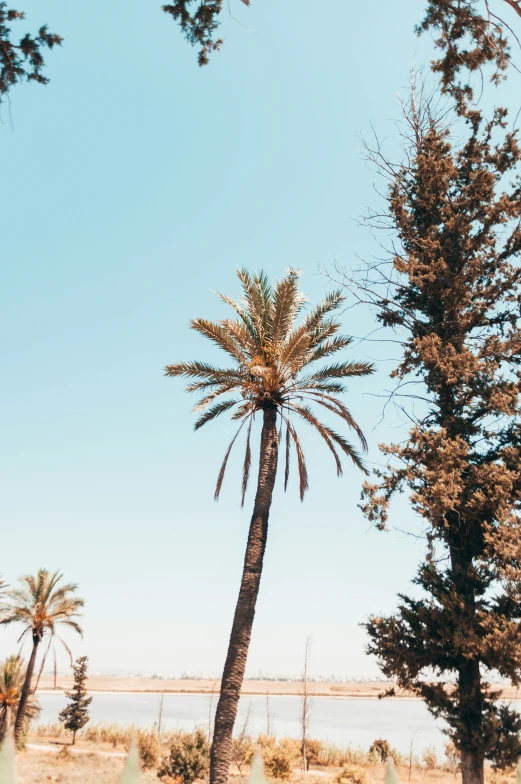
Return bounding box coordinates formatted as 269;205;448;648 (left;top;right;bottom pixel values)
17;749;158;784
19;724;520;784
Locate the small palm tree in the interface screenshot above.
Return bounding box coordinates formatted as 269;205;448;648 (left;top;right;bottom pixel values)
0;655;41;742
0;569;84;744
166;268;374;784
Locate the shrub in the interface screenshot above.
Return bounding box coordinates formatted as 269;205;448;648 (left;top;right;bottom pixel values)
302;738;322;767
137;728;160;770
263;745;294;780
335;765;368;784
422;745;438;770
369;738;390;762
369;738;399;763
231;734;255;774
158;729;210;784
443;741;460;773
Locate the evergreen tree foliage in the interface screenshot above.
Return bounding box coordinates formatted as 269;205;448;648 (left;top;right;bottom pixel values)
344;91;521;784
419;0;521;112
0;2;61;102
59;656;92;744
165;0;520;78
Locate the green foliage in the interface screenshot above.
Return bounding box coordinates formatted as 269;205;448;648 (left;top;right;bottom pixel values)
158;728;210;784
58;656;92;742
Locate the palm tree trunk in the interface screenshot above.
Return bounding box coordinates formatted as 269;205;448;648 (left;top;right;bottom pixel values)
210;405;279;784
14;637;40;746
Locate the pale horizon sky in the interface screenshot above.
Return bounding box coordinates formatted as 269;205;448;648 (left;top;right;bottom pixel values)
2;0;520;679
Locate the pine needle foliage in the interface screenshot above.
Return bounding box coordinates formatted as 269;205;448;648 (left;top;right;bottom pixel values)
59;656;92;744
418;0;521;113
164;0;520;93
350;90;521;784
166;267;373;503
0;2;62;102
0;655;41;742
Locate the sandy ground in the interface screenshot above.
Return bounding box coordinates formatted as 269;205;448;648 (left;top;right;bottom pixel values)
15;745;464;784
35;676;521;700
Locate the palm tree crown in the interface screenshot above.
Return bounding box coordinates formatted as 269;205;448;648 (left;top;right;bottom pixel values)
1;569;83;745
1;569;84;646
166;268;374;501
0;656;41;741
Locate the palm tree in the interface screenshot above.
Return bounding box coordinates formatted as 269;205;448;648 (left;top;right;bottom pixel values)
165;268;374;784
0;569;84;745
0;655;41;742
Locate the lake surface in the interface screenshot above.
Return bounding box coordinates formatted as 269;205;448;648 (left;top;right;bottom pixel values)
38;692;449;755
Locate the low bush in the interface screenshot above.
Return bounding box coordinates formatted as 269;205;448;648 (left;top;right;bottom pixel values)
263;745;294;780
368;738;401;764
231;734;255;774
335;765;368;784
302;738;322;767
422;745;438;770
137;728;160;769
443;741;460;773
158;728;210;784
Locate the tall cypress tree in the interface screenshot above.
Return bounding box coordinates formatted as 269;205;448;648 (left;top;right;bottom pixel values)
59;656;92;745
345;92;521;784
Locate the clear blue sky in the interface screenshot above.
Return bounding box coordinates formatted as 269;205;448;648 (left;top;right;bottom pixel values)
2;0;518;677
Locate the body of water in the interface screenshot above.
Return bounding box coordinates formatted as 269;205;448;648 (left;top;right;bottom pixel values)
38;692;450;755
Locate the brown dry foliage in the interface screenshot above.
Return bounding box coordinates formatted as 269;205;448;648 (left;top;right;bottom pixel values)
341;86;521;772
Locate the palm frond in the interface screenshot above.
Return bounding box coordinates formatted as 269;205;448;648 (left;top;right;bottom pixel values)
303;335;354;364
194;399;240;431
308;361;375;380
284;417;291;491
302;290;345;333
191;319;247;363
193;383;241;412
241;418;253;507
185;378;236;394
321;427;368;475
303;391;369;451
288;404;343;477
281;416;309;501
231;401;256;420
214;419;249;501
270;268;304;345
237;268;272;343
220;319;257;356
214;293;258;339
280;324;311;366
292;378;347;395
165;361;241;381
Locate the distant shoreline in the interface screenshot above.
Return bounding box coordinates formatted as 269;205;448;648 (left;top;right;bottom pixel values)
36;676;521;701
